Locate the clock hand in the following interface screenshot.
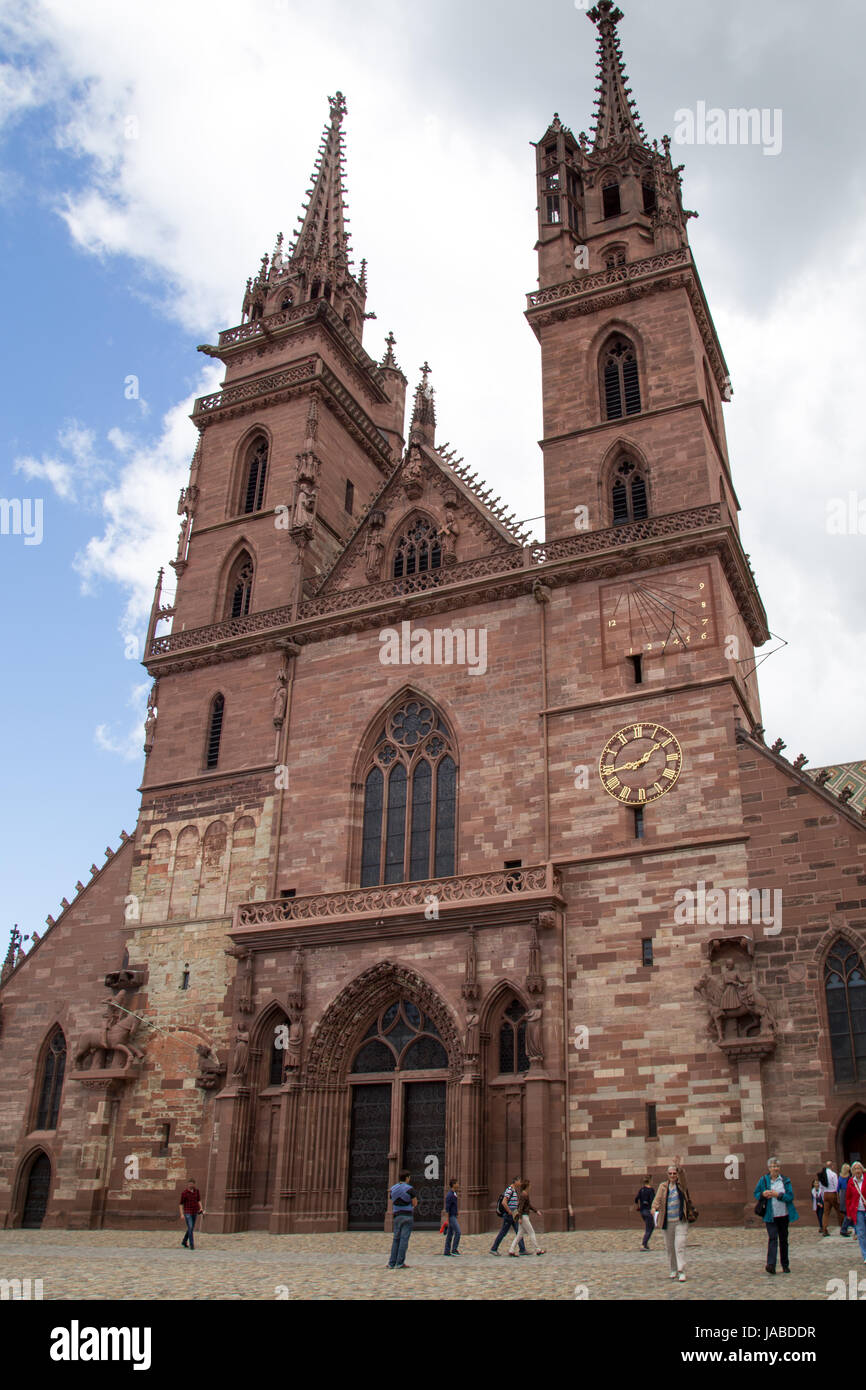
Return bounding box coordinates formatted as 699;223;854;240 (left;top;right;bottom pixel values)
619;743;660;772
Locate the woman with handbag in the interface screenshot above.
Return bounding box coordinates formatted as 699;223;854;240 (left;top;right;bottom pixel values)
650;1163;696;1282
753;1157;798;1274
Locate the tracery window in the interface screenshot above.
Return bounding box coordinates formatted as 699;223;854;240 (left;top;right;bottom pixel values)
392;519;442;585
611;458;648;525
825;939;866;1084
227;551;254;619
241;438;268;514
360;700;457;886
36;1028;66;1130
603;337;641;419
498;999;529;1075
350;1000;448;1073
604;245;627;270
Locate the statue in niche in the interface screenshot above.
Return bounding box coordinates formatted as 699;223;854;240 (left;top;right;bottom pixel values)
525;1007;544;1063
231;1025;250;1079
285;1017;304;1072
272;669;288;728
464;1011;480;1059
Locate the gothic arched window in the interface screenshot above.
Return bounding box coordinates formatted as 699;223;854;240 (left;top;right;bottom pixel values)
602;337;641;420
268;1015;290;1086
36;1028;66;1130
611;458;649;525
825;939;866;1084
241;438;268;515
226;551;254;619
360;699;457;886
498;999;529;1075
350;1000;447;1074
205;694;225;770
392;518;442;585
604;245;627;270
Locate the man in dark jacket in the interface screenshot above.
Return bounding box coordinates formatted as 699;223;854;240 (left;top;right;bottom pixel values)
635;1176;656;1250
443;1178;461;1255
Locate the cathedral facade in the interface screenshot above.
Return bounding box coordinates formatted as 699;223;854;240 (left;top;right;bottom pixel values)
2;3;864;1235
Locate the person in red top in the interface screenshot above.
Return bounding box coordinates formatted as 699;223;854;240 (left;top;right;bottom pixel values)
845;1161;866;1262
179;1179;203;1250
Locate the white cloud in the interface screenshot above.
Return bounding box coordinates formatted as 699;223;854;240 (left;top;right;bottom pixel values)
94;680;151;762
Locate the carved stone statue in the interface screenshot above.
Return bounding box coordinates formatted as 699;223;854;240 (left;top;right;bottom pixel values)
231;1025;250;1079
364;531;386;583
285;1018;304;1072
195;1044;225;1090
695;959;775;1044
293;485;317;528
74;1002;144;1071
525;1007;544;1063
464;1011;480;1058
438;510;459;564
402;443;424;498
272;669;288;728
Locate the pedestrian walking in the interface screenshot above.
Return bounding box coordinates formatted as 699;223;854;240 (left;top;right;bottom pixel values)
651;1163;696;1283
753;1156;798;1274
179;1177;203;1249
838;1164;853;1237
811;1177;824;1229
443;1179;461;1256
634;1175;656;1250
844;1161;866;1263
508;1180;545;1256
490;1176;526;1255
386;1171;417;1269
818;1159;841;1235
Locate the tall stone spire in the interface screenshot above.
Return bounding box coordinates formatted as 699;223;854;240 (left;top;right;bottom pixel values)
241;91;369;338
289;91;353;271
408;361;436;446
586;2;648;152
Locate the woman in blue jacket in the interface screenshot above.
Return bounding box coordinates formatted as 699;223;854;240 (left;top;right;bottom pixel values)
754;1157;798;1274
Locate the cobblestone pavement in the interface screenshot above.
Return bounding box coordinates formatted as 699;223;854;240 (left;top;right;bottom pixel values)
1;1225;863;1301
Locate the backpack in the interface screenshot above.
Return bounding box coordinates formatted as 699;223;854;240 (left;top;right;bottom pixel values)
496;1189;511;1217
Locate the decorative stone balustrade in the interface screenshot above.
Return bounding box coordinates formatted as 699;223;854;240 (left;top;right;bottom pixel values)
237;864;561;926
526;246;691;309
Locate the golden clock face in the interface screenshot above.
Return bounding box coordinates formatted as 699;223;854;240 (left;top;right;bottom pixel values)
599;722;683;804
599;566;716;667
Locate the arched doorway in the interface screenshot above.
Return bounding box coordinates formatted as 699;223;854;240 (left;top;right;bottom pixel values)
840;1110;866;1166
20;1151;51;1229
347;999;449;1229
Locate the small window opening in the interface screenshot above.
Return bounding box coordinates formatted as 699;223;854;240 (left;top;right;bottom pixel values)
602;181;621;218
642;938;654;967
642;182;656;214
279;888;297;899
629;654;643;684
180;965;190;991
158;1123;171;1155
633;806;645;840
344;480;355;515
646;1103;658;1139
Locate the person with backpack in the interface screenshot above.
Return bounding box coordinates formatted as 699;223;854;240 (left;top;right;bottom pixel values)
838;1164;853;1237
443;1178;461;1256
490;1176;526;1255
634;1175;656;1250
508;1180;545;1256
753;1156;798;1274
386;1171;417;1270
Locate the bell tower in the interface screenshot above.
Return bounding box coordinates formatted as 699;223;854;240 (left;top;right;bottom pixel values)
527;0;767;722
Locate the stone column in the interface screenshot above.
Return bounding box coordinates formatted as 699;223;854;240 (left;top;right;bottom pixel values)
721;1039;775;1223
458;1070;485;1234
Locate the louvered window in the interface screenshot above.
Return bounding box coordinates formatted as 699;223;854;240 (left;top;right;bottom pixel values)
603;338;641;420
611;459;649;525
228;553;254;619
642;181;656;214
206;695;225;769
242;439;268;514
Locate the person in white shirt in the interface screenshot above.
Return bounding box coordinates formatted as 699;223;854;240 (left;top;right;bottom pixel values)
819;1160;841;1235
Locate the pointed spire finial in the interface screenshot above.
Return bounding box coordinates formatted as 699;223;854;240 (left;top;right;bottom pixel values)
329;91;347;126
410;361;436;444
380;330;400;370
586;2;647;151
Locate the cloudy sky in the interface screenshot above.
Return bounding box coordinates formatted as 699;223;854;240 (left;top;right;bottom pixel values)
1;0;864;940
